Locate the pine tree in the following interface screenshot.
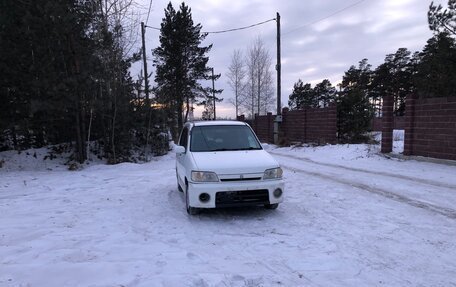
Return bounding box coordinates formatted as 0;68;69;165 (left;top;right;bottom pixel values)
428;0;456;37
337;59;374;143
415;33;456;98
371;48;415;116
199;70;223;120
0;0;96;153
314;79;336;107
1;0;141;163
153;2;213;139
288;80;316;109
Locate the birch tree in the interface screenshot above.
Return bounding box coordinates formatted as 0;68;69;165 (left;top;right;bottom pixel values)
241;37;275;118
227;49;246;118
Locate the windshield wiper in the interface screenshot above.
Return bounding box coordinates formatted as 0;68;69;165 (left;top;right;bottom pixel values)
210;148;230;151
235;147;262;151
211;147;261;151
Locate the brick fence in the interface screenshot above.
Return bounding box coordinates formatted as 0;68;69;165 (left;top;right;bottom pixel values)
381;95;394;153
403;95;456;160
238;104;337;145
282;104;337;144
372;116;405;131
253;113;275;143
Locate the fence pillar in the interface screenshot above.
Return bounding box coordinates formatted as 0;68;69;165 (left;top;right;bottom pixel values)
280;108;289;142
329;103;337;144
303;108;308;143
403;94;417;156
252;113;257;135
381;95;394;153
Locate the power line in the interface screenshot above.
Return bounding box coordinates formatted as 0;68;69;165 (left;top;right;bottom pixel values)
145;18;276;34
145;0;368;35
282;0;368;36
145;0;153;26
203;18;276;34
145;25;160;31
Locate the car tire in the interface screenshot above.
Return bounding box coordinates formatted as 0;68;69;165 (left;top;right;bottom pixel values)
186;184;199;215
264;203;279;210
176;171;183;192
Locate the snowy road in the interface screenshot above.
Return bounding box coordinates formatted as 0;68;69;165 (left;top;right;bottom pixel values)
1;145;456;287
271;152;456;219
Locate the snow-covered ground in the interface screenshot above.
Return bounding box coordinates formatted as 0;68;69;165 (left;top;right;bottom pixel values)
1;143;456;287
372;129;404;154
0;145;104;172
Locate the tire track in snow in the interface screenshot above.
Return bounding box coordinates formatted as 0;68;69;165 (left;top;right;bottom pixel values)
271;151;456;190
280;163;456;220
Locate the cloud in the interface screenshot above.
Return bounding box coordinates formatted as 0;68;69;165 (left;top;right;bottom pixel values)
136;0;436;118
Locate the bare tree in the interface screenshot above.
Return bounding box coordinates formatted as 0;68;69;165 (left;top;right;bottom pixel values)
241;36;275;118
260;68;275;113
94;0;140;162
97;0;141;58
256;42;275;114
227;49;246;118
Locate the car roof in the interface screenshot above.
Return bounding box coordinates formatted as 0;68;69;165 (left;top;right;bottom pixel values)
189;120;247;127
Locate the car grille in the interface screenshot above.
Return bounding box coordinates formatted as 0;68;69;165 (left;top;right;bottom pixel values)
215;189;270;208
220;177;262;182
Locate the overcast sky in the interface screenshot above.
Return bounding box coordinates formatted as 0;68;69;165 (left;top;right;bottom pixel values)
137;0;445;118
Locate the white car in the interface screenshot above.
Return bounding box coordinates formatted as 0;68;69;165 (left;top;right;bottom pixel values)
175;120;284;215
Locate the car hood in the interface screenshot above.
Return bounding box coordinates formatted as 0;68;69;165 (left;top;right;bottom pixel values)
191;150;279;175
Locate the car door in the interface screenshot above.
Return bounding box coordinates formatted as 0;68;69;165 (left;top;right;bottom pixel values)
176;126;189;187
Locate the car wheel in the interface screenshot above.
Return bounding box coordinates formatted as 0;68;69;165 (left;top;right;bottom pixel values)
186;184;199;215
176;171;183;192
264;203;279;210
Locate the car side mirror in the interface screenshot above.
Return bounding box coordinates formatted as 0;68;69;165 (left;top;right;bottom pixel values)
261;143;269;149
174;145;186;154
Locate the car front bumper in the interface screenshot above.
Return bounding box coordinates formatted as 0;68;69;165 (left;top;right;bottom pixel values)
187;179;284;208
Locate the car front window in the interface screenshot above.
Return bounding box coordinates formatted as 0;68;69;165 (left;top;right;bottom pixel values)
179;127;188;150
190;125;262;152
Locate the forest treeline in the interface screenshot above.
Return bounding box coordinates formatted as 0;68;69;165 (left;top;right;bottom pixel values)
0;0;165;164
288;1;456;142
1;1;455;160
1;0;217;164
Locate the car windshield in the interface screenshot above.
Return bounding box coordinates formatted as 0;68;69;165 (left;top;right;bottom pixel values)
190;125;262;152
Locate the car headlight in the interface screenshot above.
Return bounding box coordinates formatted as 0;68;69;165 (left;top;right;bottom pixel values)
263;167;283;180
191;171;219;182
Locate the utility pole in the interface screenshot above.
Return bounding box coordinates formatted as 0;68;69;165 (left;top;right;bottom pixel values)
276;12;281;116
212;67;216;120
141;22;152;159
258;66;261;115
235;78;238;118
141;22;150;106
251;58;255;119
274;12;282;144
